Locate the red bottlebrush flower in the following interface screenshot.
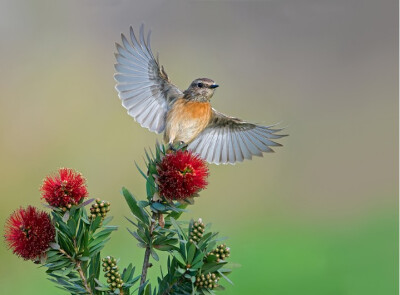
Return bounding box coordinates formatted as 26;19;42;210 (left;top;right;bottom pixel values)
4;206;55;260
157;150;209;200
41;168;88;208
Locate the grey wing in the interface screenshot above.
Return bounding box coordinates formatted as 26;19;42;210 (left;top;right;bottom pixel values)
114;24;183;134
188;109;287;165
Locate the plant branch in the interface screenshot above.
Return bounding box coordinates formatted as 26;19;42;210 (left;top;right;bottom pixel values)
161;277;185;295
59;249;93;295
140;212;158;286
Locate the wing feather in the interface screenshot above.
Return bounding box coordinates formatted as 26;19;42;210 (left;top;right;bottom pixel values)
212;129;223;164
199;130;215;160
114;25;183;134
231;131;244;162
227;128;236;164
205;130;219;163
220;127;229;164
188;109;286;164
247;131;274;153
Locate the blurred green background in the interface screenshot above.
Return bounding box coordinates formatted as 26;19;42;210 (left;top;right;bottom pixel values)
0;0;398;294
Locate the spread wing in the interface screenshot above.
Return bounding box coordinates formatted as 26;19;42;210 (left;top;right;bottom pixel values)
188;109;287;165
114;25;183;133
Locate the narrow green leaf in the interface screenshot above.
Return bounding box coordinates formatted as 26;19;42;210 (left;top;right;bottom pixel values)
150;249;159;261
89;215;102;232
218;270;233;285
135;161;148;180
171;251;186;266
62;211;70;223
151;202;166;211
101;216;113;226
49;243;60;250
121;187;148;224
186;243;196;264
169;218;187;240
137;200;149;208
95;286;110;291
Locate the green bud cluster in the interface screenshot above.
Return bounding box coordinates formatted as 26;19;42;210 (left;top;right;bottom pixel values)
208;244;230;262
102;256;123;292
89;198;110;224
189;218;205;243
195;272;219;289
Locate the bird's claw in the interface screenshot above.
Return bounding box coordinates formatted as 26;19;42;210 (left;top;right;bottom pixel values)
168;141;187;153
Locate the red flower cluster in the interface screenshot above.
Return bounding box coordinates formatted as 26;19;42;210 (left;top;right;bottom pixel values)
41;168;88;208
4;206;55;260
157;150;209;200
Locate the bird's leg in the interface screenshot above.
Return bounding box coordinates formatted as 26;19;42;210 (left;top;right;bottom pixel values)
167;141;187;153
168;142;177;152
177;141;188;150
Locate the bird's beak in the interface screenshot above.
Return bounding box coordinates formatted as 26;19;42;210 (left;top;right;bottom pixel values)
210;84;219;89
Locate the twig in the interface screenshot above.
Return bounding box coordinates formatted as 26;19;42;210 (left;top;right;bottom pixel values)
59;249;93;295
140;212;158;286
161;277;184;295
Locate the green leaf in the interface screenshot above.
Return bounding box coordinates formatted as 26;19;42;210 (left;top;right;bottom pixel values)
127;228;145;244
202;261;227;274
169;218;187;240
62;265;74;276
218;270;233;285
186;243;196;264
101;216;113;226
89;215;102;232
122;263;133;281
78;256;90;261
144;284;151;295
153;244;176;251
151;202;166;211
49;243;60;250
135;161;148;180
191;251;205;266
95;286;110;291
67;218;77;236
137;200;149;208
61;211;70;223
88;232;111;248
150;249;159;261
171;251;186;266
191;260;204;270
121;187;148;224
146;178;156;199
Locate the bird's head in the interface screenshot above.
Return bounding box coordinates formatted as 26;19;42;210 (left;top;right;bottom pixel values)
183;78;219;102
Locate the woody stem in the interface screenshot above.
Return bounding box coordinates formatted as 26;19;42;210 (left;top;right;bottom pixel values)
59;249;93;295
140;212;158;287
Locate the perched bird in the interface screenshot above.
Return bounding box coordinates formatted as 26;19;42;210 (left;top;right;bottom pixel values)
114;25;286;164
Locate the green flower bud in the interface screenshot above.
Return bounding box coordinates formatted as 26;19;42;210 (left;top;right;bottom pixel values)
89;200;110;222
206;244;231;262
102;255;124;292
189;218;205;244
194;272;220;290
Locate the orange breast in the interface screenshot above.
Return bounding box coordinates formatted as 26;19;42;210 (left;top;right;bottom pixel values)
175;100;211;120
165;99;212;144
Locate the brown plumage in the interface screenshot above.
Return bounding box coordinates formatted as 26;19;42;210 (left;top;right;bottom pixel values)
114;25;287;164
164;98;212;144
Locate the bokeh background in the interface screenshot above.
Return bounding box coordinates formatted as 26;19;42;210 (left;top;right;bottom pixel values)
0;0;398;294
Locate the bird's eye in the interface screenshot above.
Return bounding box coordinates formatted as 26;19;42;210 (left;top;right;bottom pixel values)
197;82;204;88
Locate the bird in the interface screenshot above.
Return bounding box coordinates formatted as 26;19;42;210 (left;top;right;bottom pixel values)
114;25;286;165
